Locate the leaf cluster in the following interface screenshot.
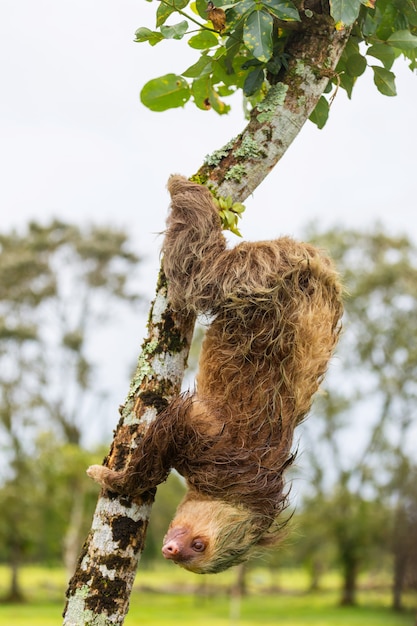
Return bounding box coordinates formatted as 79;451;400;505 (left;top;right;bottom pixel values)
135;0;417;124
213;194;246;235
334;0;417;100
137;0;300;114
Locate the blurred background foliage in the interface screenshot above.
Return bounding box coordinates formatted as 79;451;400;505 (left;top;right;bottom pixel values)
0;219;416;615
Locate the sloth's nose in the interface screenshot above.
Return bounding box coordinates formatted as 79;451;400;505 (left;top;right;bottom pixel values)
162;541;180;557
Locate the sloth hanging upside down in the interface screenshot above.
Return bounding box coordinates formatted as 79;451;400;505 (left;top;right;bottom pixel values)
87;175;343;574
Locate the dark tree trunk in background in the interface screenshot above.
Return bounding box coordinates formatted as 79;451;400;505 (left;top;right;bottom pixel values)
7;542;24;602
340;558;358;606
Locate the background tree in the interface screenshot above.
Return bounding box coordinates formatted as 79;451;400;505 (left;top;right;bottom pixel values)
390;460;417;611
0;221;140;595
297;224;417;606
63;0;417;623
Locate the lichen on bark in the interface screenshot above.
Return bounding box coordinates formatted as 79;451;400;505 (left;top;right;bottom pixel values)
63;276;194;625
197;15;350;200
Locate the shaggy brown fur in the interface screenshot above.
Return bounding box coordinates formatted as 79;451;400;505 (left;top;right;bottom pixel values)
88;176;343;573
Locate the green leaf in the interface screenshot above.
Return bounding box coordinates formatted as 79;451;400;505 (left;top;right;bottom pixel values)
188;30;219;49
346;53;367;77
361;10;378;37
217;84;235;97
195;0;210;18
160;21;189;40
339;71;355;98
226;0;256;29
376;4;398;40
192;76;230;113
366;44;396;69
209;85;231;114
243;67;265;96
182;54;213;78
212;57;236;86
192;75;211;110
232;202;245;214
329;0;361;26
244;10;273;62
372;66;397;96
134;27;164;46
387;30;417;51
156;0;189;27
212;0;238;6
261;0;300;21
222;209;236;226
215;196;233;210
309;96;329;129
140;74;191;111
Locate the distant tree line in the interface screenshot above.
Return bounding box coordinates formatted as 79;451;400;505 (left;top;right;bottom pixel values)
0;220;416;613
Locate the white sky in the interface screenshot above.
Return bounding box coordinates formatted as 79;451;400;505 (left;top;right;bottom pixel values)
1;1;417;445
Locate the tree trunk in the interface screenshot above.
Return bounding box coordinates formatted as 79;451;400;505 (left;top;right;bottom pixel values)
63;270;195;624
308;558;323;591
63;490;86;579
229;564;247;625
63;16;351;625
6;543;24;602
392;504;411;611
392;552;407;612
233;563;248;597
340;559;357;606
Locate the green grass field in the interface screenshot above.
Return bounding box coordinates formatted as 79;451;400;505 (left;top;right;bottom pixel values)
0;565;415;625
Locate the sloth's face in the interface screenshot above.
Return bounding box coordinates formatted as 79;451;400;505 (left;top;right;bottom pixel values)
161;497;261;573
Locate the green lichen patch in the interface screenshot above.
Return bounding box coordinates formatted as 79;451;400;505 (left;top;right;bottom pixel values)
155;267;167;293
129;339;158;394
189;173;208;186
224;165;247;183
234;135;263;159
256;83;288;122
204;138;236;167
294;58;306;76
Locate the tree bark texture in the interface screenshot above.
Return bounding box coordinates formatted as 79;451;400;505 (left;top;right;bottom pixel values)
63;15;351;625
198;15;351;199
63;271;194;624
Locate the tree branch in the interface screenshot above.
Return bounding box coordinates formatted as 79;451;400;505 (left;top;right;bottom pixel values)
63;15;350;625
63;270;195;624
198;14;351;199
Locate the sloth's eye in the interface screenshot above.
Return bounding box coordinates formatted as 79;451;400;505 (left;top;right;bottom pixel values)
192;539;206;552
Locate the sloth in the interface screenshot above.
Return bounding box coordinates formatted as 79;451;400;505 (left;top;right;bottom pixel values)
88;175;343;574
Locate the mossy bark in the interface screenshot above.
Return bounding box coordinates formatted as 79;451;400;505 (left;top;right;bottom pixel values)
198;14;351;200
63;15;350;625
63;271;194;625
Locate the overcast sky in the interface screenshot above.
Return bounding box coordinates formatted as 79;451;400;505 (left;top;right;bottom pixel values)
1;1;417;444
